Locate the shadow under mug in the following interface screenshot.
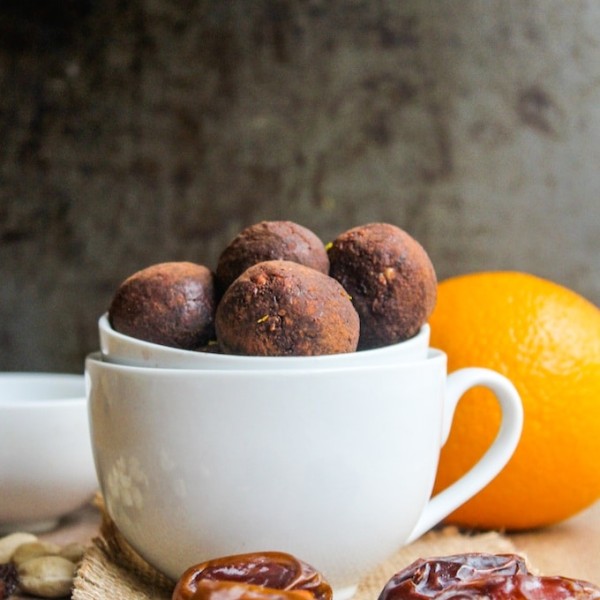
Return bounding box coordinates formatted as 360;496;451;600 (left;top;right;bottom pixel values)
98;313;430;369
86;349;523;600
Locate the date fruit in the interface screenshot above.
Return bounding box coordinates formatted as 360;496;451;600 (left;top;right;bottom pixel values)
378;553;600;600
175;579;314;600
0;563;19;600
172;551;332;600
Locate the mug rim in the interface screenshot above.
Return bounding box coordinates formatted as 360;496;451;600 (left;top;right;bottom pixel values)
0;373;86;409
86;348;446;378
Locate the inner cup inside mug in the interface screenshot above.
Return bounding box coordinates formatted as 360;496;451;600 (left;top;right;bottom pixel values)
99;312;430;365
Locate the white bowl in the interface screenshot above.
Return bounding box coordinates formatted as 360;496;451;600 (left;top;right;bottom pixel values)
98;313;430;369
0;373;99;533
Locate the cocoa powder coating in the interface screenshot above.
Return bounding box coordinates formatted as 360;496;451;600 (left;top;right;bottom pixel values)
109;261;217;349
216;221;330;295
215;260;359;356
328;223;437;349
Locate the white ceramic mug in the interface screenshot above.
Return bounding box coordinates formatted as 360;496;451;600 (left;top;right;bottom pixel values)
86;349;522;599
98;313;430;369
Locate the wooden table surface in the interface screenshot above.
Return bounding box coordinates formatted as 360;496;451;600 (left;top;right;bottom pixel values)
510;500;600;583
23;499;600;597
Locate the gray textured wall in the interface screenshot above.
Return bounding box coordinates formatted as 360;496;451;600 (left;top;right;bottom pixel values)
1;0;599;373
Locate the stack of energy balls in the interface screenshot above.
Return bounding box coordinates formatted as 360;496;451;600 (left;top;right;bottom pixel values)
108;221;437;356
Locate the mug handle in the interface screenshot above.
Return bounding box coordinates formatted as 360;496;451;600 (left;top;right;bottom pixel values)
406;367;523;543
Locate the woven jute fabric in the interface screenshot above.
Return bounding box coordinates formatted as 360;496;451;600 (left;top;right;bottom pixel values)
72;500;527;600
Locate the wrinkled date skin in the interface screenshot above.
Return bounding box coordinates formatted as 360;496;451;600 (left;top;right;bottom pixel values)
0;563;19;600
378;553;600;600
172;552;332;600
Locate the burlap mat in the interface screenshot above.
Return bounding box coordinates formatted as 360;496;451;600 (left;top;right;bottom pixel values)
72;500;529;600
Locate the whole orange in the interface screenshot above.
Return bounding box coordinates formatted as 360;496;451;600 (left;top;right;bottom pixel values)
429;271;600;530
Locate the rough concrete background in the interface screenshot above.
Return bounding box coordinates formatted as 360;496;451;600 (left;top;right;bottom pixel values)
1;0;599;373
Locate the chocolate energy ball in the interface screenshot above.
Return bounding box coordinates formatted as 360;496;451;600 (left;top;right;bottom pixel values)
328;223;437;350
215;260;359;356
216;221;330;294
109;261;217;349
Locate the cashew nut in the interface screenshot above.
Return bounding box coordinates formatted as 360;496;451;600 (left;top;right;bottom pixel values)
59;542;86;564
18;555;77;598
0;532;38;563
11;541;61;567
